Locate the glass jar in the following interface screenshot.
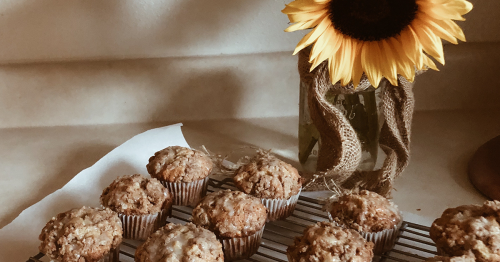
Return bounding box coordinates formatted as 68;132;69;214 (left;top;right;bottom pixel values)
298;80;385;173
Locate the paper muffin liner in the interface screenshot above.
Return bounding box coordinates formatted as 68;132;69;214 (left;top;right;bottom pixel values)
262;189;301;221
221;225;265;261
359;220;403;255
98;245;120;262
328;213;403;255
119;207;171;240
161;176;209;206
53;246;120;262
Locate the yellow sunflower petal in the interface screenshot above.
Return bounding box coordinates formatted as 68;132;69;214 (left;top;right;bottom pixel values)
415;14;457;44
422;54;439;71
445;0;473;15
394;34;417;81
388;37;414;81
351;41;363;88
338;38;354;86
407;26;426;70
286;9;327;23
292;16;331;55
380;40;398;86
437;19;466;41
282;6;309;15
327;55;337;85
412;23;445;65
285;12;327;32
327;41;345;85
286;0;325;7
310;52;327;71
416;0;472;15
283;2;329;13
327;36;355;85
417;0;466;21
399;27;420;66
362;42;383;87
310;32;342;71
309;24;333;61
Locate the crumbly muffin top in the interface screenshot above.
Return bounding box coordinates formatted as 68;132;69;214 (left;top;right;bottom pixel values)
430;200;500;262
425;251;476;262
287;221;374;262
328;190;401;233
147;146;213;183
233;152;303;199
100;174;172;215
39;206;122;262
135;223;223;262
191;190;267;238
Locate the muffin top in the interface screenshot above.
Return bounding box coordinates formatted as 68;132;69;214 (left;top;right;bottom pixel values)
233;152;302;199
39;206;122;262
147;146;213;183
425;252;476;262
430;200;500;261
191;190;267;238
100;174;172;215
135;223;223;262
328;190;401;233
287;221;374;262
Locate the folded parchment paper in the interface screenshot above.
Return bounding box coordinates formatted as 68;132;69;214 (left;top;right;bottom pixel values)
0;123;189;262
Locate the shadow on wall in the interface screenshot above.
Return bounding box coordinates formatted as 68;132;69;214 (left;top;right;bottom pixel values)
148;59;244;122
143;0;260;121
0;55;248;126
412;43;500;111
0;0;273;62
0;143;116;228
0;0;268;126
0;1;129;62
154;0;268;54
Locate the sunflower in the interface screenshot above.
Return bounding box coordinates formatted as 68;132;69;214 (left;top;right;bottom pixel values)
282;0;473;87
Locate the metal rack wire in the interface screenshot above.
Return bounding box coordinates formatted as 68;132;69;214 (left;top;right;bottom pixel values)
28;178;438;262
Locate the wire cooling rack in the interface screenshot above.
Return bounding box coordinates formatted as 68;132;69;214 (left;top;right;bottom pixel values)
28;177;438;262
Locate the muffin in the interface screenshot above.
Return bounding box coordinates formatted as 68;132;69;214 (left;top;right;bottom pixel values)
39;206;122;262
430;200;500;261
135;223;224;262
100;174;173;240
425;251;476;262
192;190;268;261
287;221;374;262
147;146;213;206
233;151;303;221
327;190;402;254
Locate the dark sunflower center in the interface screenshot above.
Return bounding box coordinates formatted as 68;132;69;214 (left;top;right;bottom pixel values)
328;0;418;41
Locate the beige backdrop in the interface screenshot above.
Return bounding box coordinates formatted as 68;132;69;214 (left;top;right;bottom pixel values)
0;0;498;128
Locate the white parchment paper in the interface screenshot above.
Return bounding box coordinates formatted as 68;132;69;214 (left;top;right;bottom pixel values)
0;123;189;262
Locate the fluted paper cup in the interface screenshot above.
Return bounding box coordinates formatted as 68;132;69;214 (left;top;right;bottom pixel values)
359;220;402;255
221;226;265;261
119;207;171;240
328;213;403;255
98;246;120;262
161;177;209;206
262;189;301;221
53;246;120;262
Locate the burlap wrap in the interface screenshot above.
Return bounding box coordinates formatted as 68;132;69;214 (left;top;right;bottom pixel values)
298;49;418;197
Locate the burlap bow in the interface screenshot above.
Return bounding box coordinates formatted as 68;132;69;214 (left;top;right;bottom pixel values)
298;49;421;197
